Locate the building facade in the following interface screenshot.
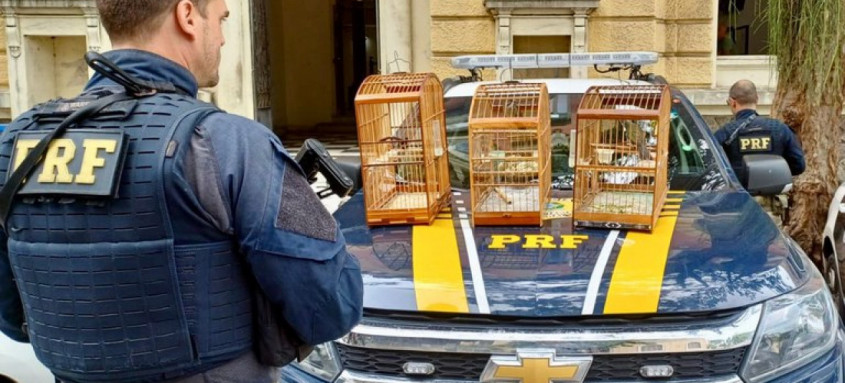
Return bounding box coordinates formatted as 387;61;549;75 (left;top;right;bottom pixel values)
420;0;775;125
0;0;255;123
0;15;10;121
0;0;775;134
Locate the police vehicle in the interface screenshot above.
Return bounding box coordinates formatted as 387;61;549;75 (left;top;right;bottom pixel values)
281;51;845;383
0;334;53;382
823;182;845;316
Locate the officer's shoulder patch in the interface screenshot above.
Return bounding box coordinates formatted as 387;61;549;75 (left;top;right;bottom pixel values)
275;165;337;242
10;130;129;197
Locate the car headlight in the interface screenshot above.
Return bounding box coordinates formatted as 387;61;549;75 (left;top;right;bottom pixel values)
741;268;838;382
294;342;342;381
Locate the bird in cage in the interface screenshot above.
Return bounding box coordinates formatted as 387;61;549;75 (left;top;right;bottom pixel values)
598;120;655;165
597;119;659;185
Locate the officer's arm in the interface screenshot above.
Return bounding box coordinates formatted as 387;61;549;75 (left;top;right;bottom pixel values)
712;127;726;144
188;114;363;345
0;232;27;342
782;127;806;176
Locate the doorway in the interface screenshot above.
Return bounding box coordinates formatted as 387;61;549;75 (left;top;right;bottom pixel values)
264;0;378;142
512;35;571;79
24;36;87;109
334;0;379;118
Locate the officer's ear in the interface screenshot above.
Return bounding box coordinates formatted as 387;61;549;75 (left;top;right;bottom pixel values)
174;0;202;41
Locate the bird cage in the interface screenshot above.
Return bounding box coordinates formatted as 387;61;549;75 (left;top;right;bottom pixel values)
468;82;551;226
354;73;451;226
573;85;671;231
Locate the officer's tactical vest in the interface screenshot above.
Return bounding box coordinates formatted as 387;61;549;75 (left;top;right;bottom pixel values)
722;114;777;185
0;89;253;382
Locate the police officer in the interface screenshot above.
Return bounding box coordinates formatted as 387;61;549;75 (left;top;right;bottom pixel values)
714;79;806;185
0;1;363;382
713;80;805;226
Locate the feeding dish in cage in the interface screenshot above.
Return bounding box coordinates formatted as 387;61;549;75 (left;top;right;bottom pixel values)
573;84;672;231
579;191;654;215
468;82;551;226
355;73;451;226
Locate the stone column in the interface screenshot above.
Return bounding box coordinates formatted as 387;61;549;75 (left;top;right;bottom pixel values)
410;0;431;72
82;7;102;52
3;7;25;117
81;6;106;80
215;0;255;118
571;8;589;79
493;9;512;80
378;0;413;74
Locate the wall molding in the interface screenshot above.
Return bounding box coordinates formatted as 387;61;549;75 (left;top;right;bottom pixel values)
485;0;600;79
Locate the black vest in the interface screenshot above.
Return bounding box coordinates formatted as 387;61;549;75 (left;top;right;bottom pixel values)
0;89;254;382
722;114;779;185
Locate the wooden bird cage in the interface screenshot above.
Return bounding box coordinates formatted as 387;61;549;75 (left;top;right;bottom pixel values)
573;85;671;231
354;73;451;226
468;82;551;226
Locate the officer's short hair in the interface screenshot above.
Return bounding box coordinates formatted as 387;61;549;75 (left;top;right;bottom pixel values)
729;80;758;106
96;0;209;42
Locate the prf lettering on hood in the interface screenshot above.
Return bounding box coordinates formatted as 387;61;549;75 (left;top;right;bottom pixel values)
488;235;589;250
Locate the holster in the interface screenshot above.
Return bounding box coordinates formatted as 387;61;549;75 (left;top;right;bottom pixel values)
252;287;315;366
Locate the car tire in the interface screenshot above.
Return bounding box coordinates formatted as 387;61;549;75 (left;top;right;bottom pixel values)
823;240;845;319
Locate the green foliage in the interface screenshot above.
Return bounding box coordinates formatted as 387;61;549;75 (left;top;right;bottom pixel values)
766;0;845;104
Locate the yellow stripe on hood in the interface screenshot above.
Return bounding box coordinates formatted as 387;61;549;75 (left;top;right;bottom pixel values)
603;194;684;314
412;212;469;313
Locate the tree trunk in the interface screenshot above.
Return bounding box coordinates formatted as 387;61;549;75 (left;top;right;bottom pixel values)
773;85;843;266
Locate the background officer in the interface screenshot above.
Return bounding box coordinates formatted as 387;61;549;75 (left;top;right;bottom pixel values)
714;79;806;184
714;79;805;225
0;1;363;382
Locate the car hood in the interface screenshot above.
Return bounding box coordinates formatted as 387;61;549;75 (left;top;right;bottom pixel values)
334;190;809;317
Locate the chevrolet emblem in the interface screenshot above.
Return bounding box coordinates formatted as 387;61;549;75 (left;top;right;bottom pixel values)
480;350;592;383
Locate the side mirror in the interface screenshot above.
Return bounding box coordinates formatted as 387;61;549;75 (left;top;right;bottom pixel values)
744;154;793;196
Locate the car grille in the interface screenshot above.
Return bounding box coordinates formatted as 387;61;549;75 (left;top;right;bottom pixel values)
336;343;747;382
337;344;488;380
586;350;747;381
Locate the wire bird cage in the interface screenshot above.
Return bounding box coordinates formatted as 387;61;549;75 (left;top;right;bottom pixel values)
468;82;551;226
355;73;451;226
573;84;671;231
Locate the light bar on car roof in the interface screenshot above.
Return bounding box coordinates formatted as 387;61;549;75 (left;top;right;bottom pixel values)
451;52;658;70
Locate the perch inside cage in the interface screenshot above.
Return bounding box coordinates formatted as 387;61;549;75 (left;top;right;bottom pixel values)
355;72;451;226
573;85;671;231
468;82;551;226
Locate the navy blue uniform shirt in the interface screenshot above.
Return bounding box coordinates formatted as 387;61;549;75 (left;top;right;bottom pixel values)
713;109;805;183
0;49;364;345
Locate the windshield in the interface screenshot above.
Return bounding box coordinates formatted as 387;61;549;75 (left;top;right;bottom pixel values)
444;93;725;191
